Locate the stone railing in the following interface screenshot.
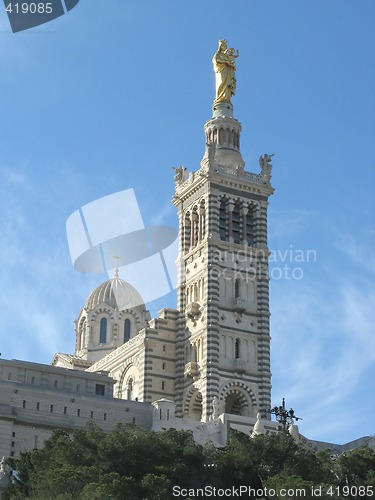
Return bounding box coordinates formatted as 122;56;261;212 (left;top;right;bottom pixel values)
232;298;247;312
233;358;246;373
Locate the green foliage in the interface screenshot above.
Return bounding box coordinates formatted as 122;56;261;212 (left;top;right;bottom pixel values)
4;424;375;499
336;445;375;487
264;472;313;499
207;430;327;490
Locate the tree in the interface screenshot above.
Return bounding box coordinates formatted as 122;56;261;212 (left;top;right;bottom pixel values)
336;446;375;490
4;425;375;499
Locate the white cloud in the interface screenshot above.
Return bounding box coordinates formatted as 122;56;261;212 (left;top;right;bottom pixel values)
334;231;375;275
271;276;375;442
0;163;104;363
268;209;314;239
148;201;175;227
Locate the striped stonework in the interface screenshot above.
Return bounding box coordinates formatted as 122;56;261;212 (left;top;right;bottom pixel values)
174;101;274;422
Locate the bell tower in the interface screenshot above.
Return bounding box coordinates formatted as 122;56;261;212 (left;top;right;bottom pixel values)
173;41;274;422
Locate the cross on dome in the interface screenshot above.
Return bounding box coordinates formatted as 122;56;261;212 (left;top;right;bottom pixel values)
113;255;121;279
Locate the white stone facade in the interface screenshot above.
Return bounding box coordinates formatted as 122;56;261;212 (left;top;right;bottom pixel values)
172;101;274;423
0;359;153;459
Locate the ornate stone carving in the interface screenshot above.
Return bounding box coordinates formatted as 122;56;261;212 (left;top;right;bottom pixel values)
259;153;274;183
173;166;187;185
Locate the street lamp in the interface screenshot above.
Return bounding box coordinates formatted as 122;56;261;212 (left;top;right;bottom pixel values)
268;398;302;430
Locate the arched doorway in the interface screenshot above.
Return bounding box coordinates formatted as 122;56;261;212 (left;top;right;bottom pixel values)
220;382;257;417
225;392;249;416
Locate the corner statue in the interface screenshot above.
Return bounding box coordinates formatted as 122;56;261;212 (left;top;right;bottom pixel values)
212;39;239;103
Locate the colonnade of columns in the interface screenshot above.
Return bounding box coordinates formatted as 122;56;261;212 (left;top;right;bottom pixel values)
219;198;255;245
206;125;240;150
183;202;206;253
185;278;205;304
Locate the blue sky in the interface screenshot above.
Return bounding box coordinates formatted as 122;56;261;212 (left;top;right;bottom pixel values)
0;0;374;445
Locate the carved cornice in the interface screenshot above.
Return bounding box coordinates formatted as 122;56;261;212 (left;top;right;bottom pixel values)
174;166;274;204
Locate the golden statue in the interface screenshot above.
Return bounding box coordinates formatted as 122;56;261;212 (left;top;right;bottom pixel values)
212;39;239;103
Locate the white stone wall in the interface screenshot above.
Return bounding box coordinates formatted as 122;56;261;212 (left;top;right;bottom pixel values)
87;308;178;405
0;359;153;459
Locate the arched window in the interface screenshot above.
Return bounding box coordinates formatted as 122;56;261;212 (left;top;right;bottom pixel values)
127;378;134;400
194;282;199;302
235;338;240;359
199;201;206;241
219;200;227;241
232;203;241;244
99;318;107;344
246;208;254;245
235;278;240;299
192;344;197;362
192;209;198;247
184;214;191;253
124;319;131;343
83;321;89;348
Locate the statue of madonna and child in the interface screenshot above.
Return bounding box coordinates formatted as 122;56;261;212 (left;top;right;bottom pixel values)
212;39;239;104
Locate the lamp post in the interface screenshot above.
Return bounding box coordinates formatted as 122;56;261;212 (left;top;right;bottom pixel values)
268;398;302;430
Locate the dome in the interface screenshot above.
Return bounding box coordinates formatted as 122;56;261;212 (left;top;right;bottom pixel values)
84;277;145;311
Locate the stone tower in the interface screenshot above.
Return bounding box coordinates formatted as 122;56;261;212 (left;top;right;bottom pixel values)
173;42;274;422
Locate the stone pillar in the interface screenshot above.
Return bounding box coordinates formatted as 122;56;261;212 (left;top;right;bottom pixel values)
184;216;191;253
199;208;204;242
191;213;197;248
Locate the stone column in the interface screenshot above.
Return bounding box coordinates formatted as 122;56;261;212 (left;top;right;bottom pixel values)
199;208;204;242
184;216;191;253
190;213;197;248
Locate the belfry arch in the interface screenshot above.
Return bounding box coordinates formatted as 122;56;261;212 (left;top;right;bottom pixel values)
219;382;257;418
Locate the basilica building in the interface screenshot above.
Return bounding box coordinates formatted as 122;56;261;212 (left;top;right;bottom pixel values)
0;42;373;474
51;39;275;427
